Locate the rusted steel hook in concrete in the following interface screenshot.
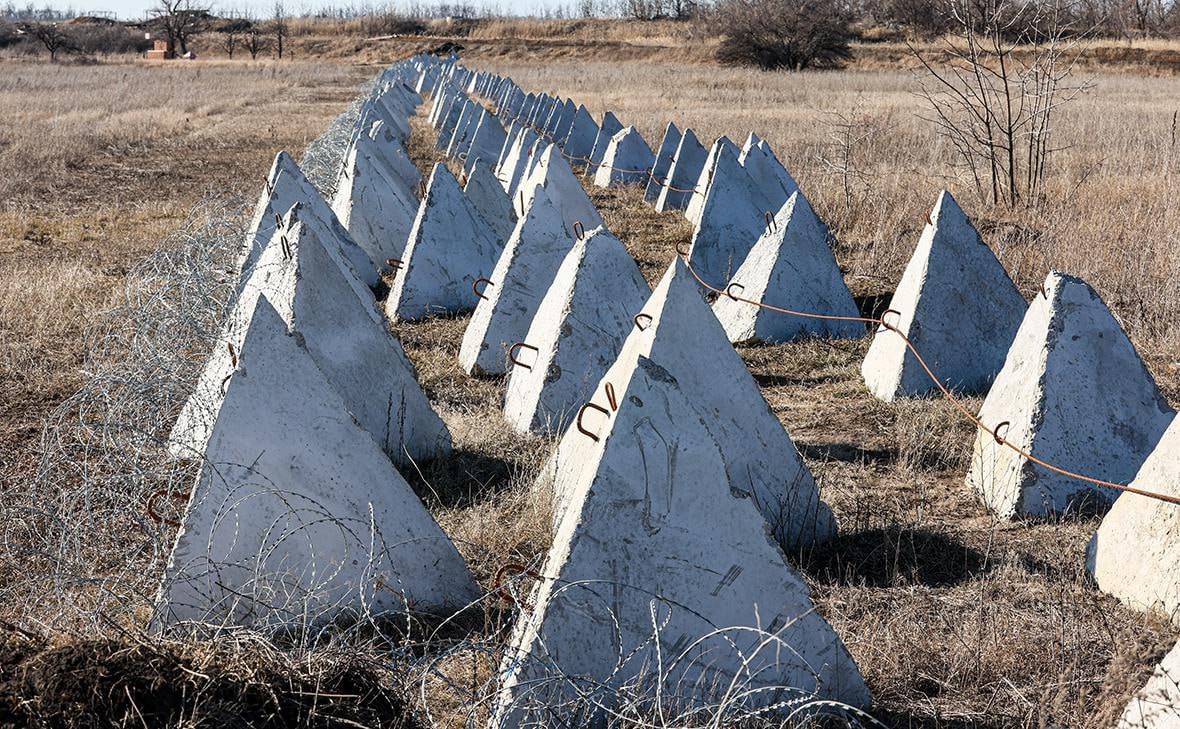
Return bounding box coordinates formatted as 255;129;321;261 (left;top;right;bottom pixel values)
577;401;611;442
146;489;190;528
507;341;538;370
473;277;493;300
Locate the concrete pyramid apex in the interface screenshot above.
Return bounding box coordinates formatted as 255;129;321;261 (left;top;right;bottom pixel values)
644;121;681;203
172;205;451;467
655;126;707;213
497;127;539;197
712;191;863;344
386;162;506;321
861;189;1027;401
562;104;598;165
239;151;377;292
331;133;419;272
551;99;577;141
684;135;738;228
586;110;623;174
494;356;869;726
503;227;649;435
154;298;476;631
969;271;1174;519
1116;639;1180;727
686;145;772;286
1087;415;1180;626
593;125;655;188
459;185;575;377
740;138;799;212
358;119;420;195
520;144;604;239
462;109;508;176
495;121;524;174
463;158;514;243
542;257;835;548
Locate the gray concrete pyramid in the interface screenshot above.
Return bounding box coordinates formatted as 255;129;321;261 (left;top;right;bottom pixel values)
551;98;577;142
497;127;539;197
644;121;681;203
502;227;649;434
493;356;869;728
586;110;622;176
436;97;471;152
462;109;508;175
593;126;655;187
464;158;514;243
458;185;575;377
171;205;451;466
563;104;598;165
1087;415;1180;626
712;191;863;343
1115;640;1180;727
541;257;835;546
740;135;799;213
386;163;506;321
519;144;604;239
684;135;738;228
861;190;1027;401
969;271;1173;518
655;127;707;213
686;144;772;286
153;298;477;631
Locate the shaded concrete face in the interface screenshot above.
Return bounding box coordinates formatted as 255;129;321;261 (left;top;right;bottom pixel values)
563;104;599;165
462;110;508;177
586;110;623;174
655;127;707;213
519;145;605;240
712;191;863;343
686;146;771;286
331;127;419;271
153;299;477;632
593;126;655;188
968;271;1173;519
739;138;799;213
463;158;514;243
502;227;650;435
684;135;737;228
494;357;869;728
1115;638;1180;728
496;128;539;198
861;189;1027;401
1088;415;1180;628
644;121;681;202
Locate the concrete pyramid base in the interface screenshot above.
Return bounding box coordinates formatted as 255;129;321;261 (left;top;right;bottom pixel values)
861;190;1026;401
969;272;1173;519
502;227;649;434
493;357;869;728
712;191;863;343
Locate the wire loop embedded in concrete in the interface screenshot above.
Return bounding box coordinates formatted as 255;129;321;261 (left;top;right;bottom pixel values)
472;277;493;300
633;313;652;331
507;341;538;370
576;402;611;442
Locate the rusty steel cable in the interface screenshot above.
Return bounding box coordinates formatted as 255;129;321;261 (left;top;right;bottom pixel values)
674;245;1180;508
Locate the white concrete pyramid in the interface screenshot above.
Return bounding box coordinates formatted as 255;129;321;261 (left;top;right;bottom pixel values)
644;121;681;203
386;163;506;321
1087;416;1180;625
593;126;655;188
861;190;1026;401
494;121;524;174
586;110;622;175
436;98;470;152
171;205;451;466
712;191;863;343
686;145;772;286
1116;640;1180;727
359;119;421;195
655;127;707;213
684;135;737;228
502;227;649;434
740;135;799;213
153;298;477;631
462;109;508;175
493;356;869;727
540;257;835;547
513;139;550;200
464;158;514;243
563;104;598;165
497;127;539;197
551;98;577;142
458;185;575;377
519;145;604;239
238;151;377;291
969;271;1174;518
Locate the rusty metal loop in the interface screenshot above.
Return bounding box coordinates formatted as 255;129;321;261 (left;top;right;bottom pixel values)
993;421;1011;445
263;177;274;198
507;341;538;370
146;489;189;528
572;220;585;241
280;235;291;260
473;277;494;300
605;382;618;412
417;180;427;199
577;401;611;442
726;283;745;301
634;313;653;331
272;212;283;229
765;210;776;233
493;562;541;609
675;242;691;258
459;172;468;187
880;308;902;329
219;372;233;395
518;190;525;216
1039;282;1048;299
386;257;404;272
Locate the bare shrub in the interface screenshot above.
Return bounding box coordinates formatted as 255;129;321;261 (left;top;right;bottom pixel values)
714;0;854;71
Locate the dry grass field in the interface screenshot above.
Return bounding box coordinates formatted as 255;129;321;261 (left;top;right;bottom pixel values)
1;35;1179;728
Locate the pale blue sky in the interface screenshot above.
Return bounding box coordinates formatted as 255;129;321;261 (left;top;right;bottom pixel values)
71;0;558;20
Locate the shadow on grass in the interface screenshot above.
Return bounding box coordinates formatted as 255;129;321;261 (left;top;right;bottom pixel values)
402;446;518;510
798;440;897;467
800;526;991;588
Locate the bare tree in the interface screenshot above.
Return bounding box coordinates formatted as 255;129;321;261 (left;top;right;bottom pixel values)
27;21;73;60
714;0;854;70
218;15;246;57
271;0;287;58
817;99;891;225
150;0;211;56
910;0;1092;207
244;22;268;58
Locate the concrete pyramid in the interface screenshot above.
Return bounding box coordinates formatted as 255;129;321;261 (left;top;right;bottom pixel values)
1087;416;1180;625
686;145;772;286
331;126;419;271
497;127;539;197
654;127;707;213
563;104;598;165
861;190;1026;401
593;126;655;187
540;258;835;547
445;101;480;159
494;121;524;174
644;121;681;203
238;151;377;291
1116;640;1180;727
502;227;649;434
519;145;604;239
586;110;622;175
436;98;470;152
493;357;869;726
551;98;577;142
171;205;451;466
684;135;738;228
462;109;508;176
969;271;1173;518
712;191;863;343
154;299;477;630
458;185;575;377
514;139;550;200
740;135;799;212
463;158;514;243
386;163;506;321
359;119;421;195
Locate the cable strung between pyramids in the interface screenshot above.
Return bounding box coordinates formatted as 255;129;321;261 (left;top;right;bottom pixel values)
675;244;1180;509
